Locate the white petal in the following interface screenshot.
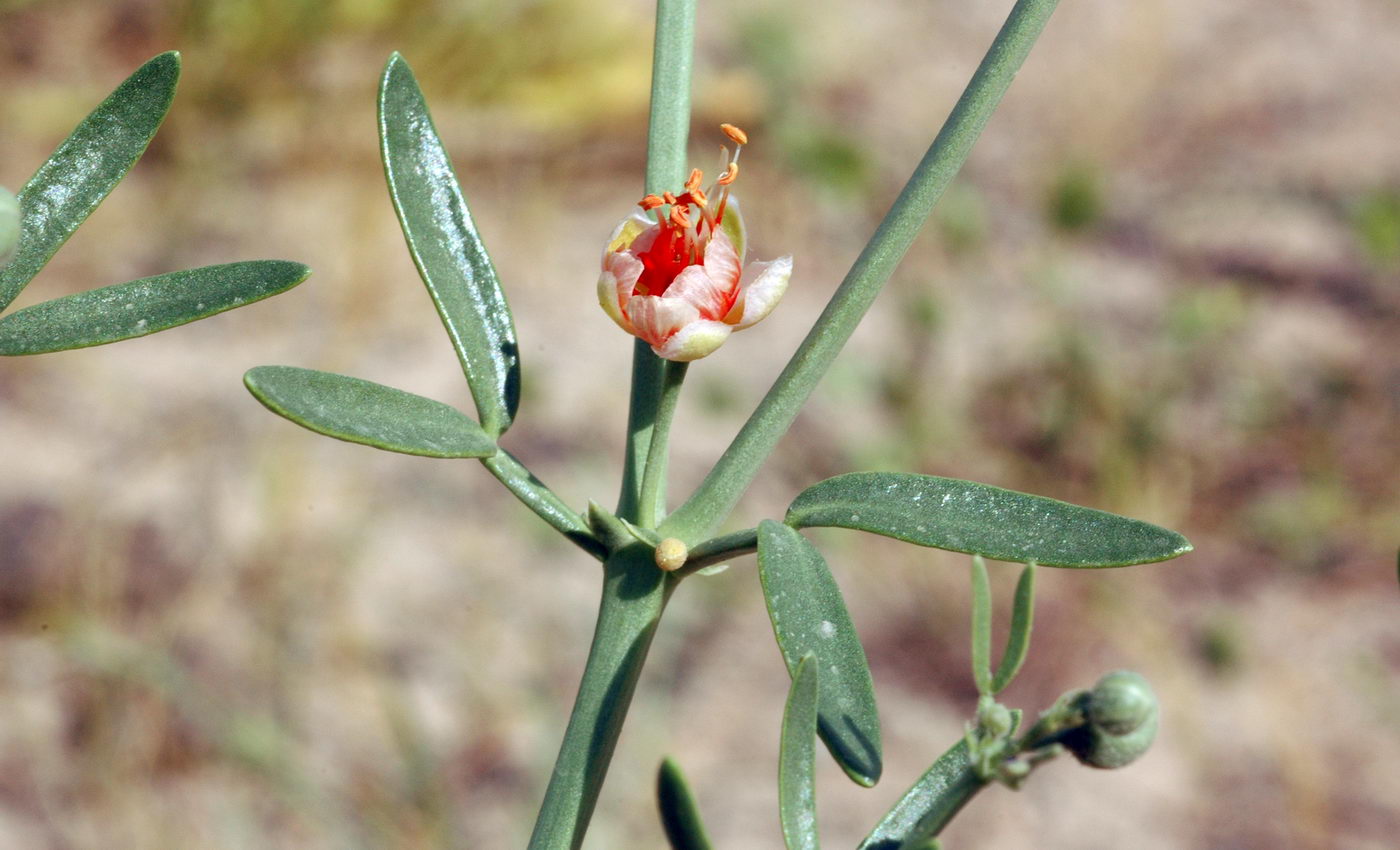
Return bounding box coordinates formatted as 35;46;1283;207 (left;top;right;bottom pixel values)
654;320;733;361
665;264;735;321
598;251;643;331
604;211;659;258
701;227;741;291
725;254;793;329
625;295;700;349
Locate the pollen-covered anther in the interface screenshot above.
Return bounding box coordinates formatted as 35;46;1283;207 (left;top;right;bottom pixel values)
689;186;708;207
638;194;665;211
669;204;692;229
685;168;704;193
662;191;678;206
717;162;739;185
720;123;748;146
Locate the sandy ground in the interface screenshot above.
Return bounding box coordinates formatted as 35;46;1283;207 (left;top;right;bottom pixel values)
0;0;1397;847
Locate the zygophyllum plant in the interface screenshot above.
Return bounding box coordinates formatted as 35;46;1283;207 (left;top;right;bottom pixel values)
0;53;307;356
218;0;1188;846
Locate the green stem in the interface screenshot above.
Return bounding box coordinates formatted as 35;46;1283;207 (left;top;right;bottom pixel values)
675;526;759;578
660;0;1062;543
617;0;696;523
482;451;605;560
527;548;675;849
637;360;689;528
858;740;988;849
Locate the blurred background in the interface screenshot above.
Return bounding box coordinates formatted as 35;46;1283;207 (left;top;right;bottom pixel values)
1;0;1397;847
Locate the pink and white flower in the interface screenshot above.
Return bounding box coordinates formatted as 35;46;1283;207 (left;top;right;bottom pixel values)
598;125;792;362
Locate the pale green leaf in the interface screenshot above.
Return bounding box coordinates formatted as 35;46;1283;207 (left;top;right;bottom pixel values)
0;261;309;355
378;53;520;437
787;473;1191;568
244;366;496;459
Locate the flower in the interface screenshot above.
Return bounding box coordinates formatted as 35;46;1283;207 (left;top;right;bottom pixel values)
598;124;792;361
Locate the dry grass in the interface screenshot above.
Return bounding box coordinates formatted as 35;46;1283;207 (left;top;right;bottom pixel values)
1;0;1398;847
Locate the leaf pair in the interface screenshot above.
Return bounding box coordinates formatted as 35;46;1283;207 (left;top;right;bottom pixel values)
0;53;308;355
970;556;1036;696
248;54;518;457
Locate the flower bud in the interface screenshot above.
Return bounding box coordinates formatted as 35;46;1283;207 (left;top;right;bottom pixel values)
1065;670;1158;769
0;186;19;269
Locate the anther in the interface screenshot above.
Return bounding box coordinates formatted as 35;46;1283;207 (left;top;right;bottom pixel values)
638;194;665;211
685;168;704;192
662;191;678;205
717;162;739;185
690;186;708;207
720;123;748;145
670;204;692;229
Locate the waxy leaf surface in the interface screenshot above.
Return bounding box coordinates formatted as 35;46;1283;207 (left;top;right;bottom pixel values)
779;655;820;850
759;520;882;787
245;366;496;459
0;52;180;310
657;758;714;850
379;53;520;437
787;473;1192;568
0;260;309;355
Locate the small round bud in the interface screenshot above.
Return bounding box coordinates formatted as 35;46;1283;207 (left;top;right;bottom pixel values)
979;702;1014;739
0;186;19;268
654;538;688;572
1087;671;1156;736
1065;670;1159;769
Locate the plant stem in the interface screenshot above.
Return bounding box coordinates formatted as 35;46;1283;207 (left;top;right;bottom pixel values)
857;740;987;850
676;526;759;577
637;360;689;528
527;548;675;849
482;451;606;560
660;0;1063;543
617;0;696;523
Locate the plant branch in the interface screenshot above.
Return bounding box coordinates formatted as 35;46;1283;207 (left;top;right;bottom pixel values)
527;548;676;849
617;0;696;523
637;360;689;528
660;0;1063;542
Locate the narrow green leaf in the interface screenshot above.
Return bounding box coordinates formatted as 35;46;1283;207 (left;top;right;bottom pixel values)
244;366;497;459
0;52;181;310
786;473;1192;568
657;757;714;850
779;655;820;850
758;520;882;787
379;53;520;437
0;260;309;355
990;563;1036;694
969;556;992;696
857;740;983;850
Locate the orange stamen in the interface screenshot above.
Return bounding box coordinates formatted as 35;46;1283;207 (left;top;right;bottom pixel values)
717;162;739;185
662;191;678;206
639;194;665;211
690;185;708;208
670;204;691;229
720;123;748;146
685;168;704;193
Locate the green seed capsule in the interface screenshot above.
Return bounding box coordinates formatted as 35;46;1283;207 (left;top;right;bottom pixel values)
1065;670;1159;769
1087;670;1156;736
0;187;19;268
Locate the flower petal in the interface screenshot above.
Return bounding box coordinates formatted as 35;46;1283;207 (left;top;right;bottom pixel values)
625;294;700;349
605;212;658;257
702;227;741;291
666;264;735;321
654;319;732;361
725;254;792;329
599;251;643;330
